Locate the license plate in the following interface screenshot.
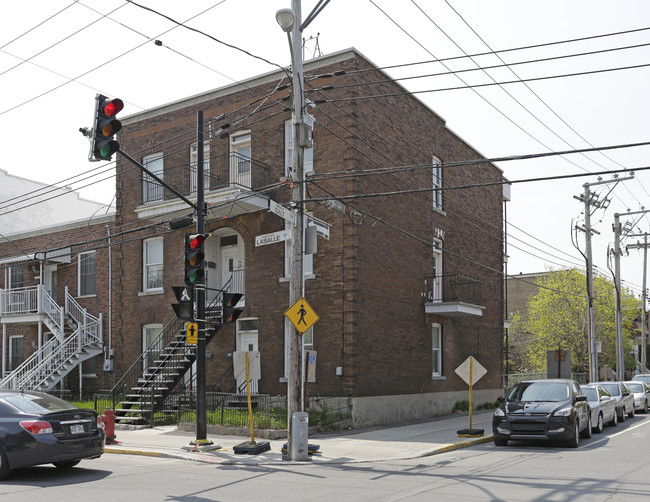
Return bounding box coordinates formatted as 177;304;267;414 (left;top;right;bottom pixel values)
70;424;85;434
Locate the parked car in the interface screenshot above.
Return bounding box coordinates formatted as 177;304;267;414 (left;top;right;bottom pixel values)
581;384;618;432
624;381;650;413
591;381;635;421
492;379;591;448
632;373;650;386
0;390;104;479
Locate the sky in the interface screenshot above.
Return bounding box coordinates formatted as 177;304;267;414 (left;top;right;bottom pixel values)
1;0;650;301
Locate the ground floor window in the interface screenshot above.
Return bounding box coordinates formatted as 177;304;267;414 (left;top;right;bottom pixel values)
143;324;163;370
9;335;23;371
432;324;442;377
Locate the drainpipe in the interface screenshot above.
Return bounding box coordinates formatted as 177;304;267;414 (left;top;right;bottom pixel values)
106;226;113;375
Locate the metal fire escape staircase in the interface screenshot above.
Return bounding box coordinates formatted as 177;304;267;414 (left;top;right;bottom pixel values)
110;290;233;425
0;286;103;391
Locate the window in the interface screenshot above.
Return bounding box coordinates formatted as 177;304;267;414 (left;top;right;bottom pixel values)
432;156;442;210
432;324;442;377
9;266;24;289
284;220;313;278
78;251;96;296
143;238;163;291
230;132;251;187
143;325;163;370
82;356;97;377
285;114;314;176
431;239;443;301
143;154;164;203
190;143;210;194
9;335;23;371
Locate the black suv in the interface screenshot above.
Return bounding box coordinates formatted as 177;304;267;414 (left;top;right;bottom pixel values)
492;379;591;448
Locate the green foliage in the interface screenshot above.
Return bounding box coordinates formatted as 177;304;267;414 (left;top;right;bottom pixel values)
517;269;638;374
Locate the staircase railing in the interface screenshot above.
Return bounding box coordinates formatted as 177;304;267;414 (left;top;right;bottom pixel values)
110;287;229;420
0;285;102;390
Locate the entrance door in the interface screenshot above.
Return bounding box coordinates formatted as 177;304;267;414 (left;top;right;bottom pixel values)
230;133;251;188
236;322;258;394
43;265;58;303
221;244;240;292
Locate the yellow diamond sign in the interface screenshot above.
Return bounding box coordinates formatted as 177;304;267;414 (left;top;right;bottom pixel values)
284;296;319;334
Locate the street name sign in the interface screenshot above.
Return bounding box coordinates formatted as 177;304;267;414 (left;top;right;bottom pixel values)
255;229;291;247
269;200;294;223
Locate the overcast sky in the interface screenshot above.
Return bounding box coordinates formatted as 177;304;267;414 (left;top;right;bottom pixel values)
1;0;650;301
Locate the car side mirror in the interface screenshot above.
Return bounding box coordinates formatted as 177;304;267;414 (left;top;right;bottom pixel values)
601;396;609;401
497;396;505;403
623;392;630;397
576;395;587;402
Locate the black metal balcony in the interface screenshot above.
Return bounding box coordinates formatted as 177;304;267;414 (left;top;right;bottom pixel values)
423;274;484;317
142;153;270;205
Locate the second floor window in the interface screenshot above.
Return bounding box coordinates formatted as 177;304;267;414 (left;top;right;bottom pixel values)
190;143;211;194
432;156;442;210
143;238;163;291
143;154;164;203
9;266;24;289
230;132;251;188
285;114;314;177
78;251;96;296
432;324;442;377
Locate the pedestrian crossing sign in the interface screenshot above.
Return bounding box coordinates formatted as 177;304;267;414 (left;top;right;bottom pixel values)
284;296;319;334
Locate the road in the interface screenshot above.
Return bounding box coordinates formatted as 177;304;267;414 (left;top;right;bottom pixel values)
0;414;649;501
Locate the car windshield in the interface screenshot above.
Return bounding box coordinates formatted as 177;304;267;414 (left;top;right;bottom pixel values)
508;382;571;402
3;392;77;414
600;384;621;396
627;383;644;393
634;375;650;384
582;388;598;401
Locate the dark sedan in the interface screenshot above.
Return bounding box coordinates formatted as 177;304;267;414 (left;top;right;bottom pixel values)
0;390;104;479
492;379;591;448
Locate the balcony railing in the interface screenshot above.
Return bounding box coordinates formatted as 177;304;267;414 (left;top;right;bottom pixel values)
143;153;269;205
423;274;484;317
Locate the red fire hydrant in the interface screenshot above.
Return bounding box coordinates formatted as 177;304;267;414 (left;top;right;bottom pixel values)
101;409;116;444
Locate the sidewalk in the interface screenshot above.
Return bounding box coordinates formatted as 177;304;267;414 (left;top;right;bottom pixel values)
104;411;494;465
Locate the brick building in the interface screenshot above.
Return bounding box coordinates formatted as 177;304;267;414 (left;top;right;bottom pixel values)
0;48;506;425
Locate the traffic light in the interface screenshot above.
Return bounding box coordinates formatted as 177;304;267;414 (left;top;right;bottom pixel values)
90;94;124;161
222;292;243;323
171;285;194;320
184;233;209;285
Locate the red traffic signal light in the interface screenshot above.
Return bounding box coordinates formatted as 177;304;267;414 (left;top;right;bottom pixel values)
184;233;210;285
89;94;123;161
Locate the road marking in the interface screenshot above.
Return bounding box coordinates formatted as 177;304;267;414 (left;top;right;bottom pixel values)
588;416;650;447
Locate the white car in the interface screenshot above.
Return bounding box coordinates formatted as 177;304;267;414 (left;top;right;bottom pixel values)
624;381;649;413
582;384;618;432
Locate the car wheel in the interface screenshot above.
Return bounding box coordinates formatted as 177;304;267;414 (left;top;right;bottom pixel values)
619;407;626;422
580;415;592;439
595;413;604;433
493;437;508;447
0;448;10;480
609;409;618;426
567;422;580;448
628;405;635;418
644;401;648;414
53;460;81;469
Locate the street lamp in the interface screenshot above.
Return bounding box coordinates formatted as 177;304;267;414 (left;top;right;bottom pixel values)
276;3;307;462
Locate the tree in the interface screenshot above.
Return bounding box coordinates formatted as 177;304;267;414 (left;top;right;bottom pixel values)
515;269;638;375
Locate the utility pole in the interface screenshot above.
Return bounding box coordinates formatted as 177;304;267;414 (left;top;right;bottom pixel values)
628;233;649;372
575;180;609;382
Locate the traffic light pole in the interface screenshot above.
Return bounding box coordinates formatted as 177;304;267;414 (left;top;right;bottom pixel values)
194;110;209;444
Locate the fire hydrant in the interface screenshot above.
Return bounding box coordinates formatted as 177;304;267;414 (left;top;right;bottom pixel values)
101;409;116;444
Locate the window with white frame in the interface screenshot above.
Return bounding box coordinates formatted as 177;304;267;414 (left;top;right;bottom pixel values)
78;251;96;296
82;356;97;377
9;335;23;371
432;324;442;377
282;323;314;380
229;132;251;187
285;114;314;177
143;238;163;292
432;156;442;210
9;266;24;289
431;239;443;301
143;153;164;203
143;324;163;371
283;220;313;278
190;142;211;194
